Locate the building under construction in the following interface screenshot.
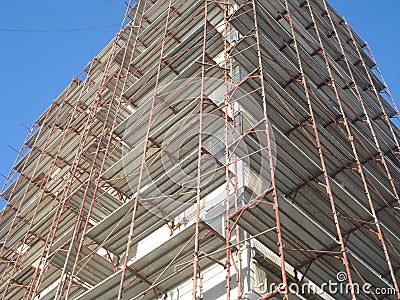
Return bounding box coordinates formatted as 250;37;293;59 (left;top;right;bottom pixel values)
1;0;399;299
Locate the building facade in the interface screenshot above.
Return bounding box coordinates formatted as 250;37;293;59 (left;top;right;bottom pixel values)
1;0;399;299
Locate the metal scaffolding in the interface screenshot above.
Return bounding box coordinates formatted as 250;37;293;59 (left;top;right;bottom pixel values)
1;0;399;299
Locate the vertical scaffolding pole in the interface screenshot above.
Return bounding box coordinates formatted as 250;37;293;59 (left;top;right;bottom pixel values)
223;0;233;298
305;1;400;297
193;1;208;299
225;0;290;297
63;6;142;297
282;1;356;298
49;4;136;299
251;0;289;298
117;0;174;298
63;0;153;294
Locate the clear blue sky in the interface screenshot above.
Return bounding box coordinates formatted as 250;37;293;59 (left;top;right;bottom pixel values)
0;1;399;205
